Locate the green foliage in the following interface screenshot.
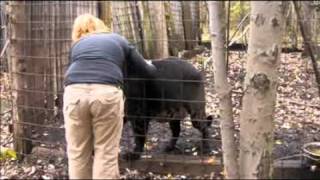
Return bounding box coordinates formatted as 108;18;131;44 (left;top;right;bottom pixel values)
228;1;250;44
230;1;250;20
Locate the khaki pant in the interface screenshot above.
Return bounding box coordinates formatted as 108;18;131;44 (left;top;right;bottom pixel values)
63;83;124;179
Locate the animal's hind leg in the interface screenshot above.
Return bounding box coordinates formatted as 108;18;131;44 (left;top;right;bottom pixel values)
190;112;211;154
165;117;181;152
123;118;150;161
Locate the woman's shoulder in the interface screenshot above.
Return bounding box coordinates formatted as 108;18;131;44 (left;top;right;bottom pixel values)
96;32;128;42
97;32;122;38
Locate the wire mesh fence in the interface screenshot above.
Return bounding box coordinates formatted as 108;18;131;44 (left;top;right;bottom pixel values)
0;1;320;179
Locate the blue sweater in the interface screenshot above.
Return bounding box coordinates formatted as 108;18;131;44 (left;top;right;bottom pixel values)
64;33;155;87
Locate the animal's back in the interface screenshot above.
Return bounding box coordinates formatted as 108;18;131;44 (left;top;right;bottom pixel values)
151;58;203;81
150;58;205;101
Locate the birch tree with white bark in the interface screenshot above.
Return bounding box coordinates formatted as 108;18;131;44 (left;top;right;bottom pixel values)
239;1;285;179
208;1;239;179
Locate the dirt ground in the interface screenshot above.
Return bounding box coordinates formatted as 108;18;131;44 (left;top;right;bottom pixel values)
1;51;320;179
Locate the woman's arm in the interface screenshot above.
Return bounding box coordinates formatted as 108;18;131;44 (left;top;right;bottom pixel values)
126;45;157;76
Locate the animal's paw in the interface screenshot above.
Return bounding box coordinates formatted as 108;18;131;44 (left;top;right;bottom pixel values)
121;152;141;161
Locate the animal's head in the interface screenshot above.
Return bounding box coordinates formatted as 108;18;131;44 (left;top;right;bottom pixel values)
206;115;213;126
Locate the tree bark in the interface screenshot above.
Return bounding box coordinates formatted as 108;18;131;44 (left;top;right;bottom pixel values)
30;1;54;125
111;2;135;41
190;1;200;47
99;1;112;29
301;1;314;56
208;2;239;179
148;1;169;59
128;2;144;53
111;2;143;52
288;3;298;49
7;1;33;157
166;1;185;56
199;2;209;43
138;1;168;59
110;2;121;33
314;5;319;46
182;1;198;50
239;2;284;179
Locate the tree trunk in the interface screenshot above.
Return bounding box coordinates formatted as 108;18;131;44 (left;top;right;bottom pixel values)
112;2;143;52
138;1;169;59
110;2;121;33
148;1;169;59
208;2;239;179
301;1;314;56
7;1;33;157
30;1;54;126
166;1;185;56
239;2;284;179
138;1;153;59
199;2;209;43
314;6;319;46
190;1;200;47
99;1;112;29
111;2;135;41
288;3;298;49
182;1;197;50
0;1;8;71
128;2;144;53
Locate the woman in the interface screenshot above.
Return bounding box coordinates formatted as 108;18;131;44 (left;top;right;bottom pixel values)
63;14;156;179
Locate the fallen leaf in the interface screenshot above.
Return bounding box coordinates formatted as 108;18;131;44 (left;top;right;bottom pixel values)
27;166;36;176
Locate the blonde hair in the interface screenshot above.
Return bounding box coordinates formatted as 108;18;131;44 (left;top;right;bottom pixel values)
71;13;110;43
